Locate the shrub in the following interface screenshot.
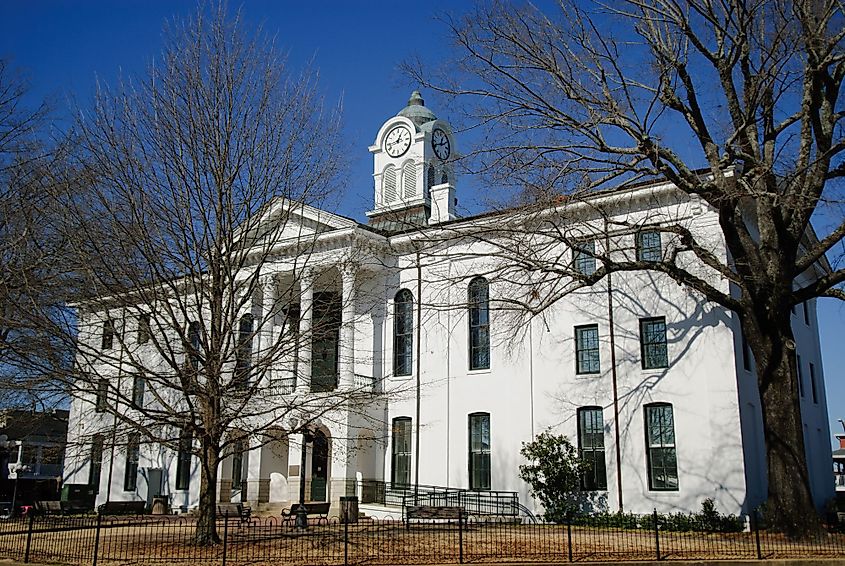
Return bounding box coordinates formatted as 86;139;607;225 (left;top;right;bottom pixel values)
518;429;584;523
568;499;743;533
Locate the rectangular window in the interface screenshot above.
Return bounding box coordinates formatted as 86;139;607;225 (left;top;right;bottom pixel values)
797;354;805;397
124;433;140;491
640;317;668;369
89;434;104;494
138;314;151;345
469;413;491;490
578;408;607;490
575;325;600;374
810;362;818;404
132;376;145;408
637;231;662;262
391;417;412;486
573;240;596;276
176;430;192;491
95;379;108;413
645;404;678;491
102;319;115;350
803;301;811;326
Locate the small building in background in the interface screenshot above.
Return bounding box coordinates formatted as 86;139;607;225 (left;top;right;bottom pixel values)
0;409;69;506
834;427;845;494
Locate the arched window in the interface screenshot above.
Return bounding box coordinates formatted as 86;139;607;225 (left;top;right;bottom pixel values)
391;417;412;486
440;171;448;185
644;403;678;491
468;277;490;370
393;290;414;377
383;165;397;203
235;314;253;388
403;160;417;199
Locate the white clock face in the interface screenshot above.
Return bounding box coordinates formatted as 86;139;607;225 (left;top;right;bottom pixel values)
431;128;450;160
385;126;412;157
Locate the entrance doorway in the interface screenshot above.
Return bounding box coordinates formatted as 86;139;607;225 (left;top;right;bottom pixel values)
310;430;328;501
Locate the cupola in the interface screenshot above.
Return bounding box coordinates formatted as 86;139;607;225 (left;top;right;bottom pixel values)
367;91;457;232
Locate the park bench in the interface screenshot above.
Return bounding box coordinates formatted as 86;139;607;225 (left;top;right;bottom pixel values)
217;502;252;524
35;500;64;515
62;501;92;515
405;505;465;529
282;502;331;525
97;500;147;515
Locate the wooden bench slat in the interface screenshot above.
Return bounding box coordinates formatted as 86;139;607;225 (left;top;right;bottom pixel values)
217;503;252;523
406;505;464;520
97;501;147;515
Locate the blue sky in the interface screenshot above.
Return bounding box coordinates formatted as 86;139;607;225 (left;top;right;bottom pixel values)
2;1;843;446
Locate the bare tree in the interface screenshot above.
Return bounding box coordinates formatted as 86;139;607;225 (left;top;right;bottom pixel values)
406;0;845;536
45;5;384;544
0;59;70;411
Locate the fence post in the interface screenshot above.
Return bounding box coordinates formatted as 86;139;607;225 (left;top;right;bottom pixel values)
752;509;762;560
222;510;229;566
23;510;34;564
458;510;464;564
566;518;573;562
344;511;349;566
653;508;660;561
92;512;102;566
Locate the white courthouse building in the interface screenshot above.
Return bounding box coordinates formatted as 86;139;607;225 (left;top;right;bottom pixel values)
63;92;833;519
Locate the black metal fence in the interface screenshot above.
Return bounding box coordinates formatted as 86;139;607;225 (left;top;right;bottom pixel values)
1;510;845;565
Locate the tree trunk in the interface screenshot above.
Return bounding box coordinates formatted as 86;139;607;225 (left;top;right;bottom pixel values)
745;309;820;538
194;436;221;545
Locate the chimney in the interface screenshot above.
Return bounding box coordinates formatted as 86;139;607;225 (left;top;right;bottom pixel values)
836;433;845;450
428;182;456;225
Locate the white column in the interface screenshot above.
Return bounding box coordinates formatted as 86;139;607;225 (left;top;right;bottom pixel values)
297;269;314;393
246;435;267;503
261;277;277;384
339;268;356;389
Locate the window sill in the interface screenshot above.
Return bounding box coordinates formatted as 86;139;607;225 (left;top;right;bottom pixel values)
575;372;601;378
648;490;680;496
390;373;414;381
467;368;492;375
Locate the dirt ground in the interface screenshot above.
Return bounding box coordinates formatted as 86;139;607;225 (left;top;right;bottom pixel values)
1;517;844;565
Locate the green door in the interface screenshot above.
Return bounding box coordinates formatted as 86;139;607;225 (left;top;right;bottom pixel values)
310;430;328;501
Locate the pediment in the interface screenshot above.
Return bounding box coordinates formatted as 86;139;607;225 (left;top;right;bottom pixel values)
235;198;358;250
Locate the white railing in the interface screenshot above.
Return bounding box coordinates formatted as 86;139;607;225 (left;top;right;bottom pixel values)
354;374;375;391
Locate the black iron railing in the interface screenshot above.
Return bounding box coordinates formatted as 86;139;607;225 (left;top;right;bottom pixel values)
353;480;520;516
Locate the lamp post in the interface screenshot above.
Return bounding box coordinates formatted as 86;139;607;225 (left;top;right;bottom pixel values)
295;428;312;529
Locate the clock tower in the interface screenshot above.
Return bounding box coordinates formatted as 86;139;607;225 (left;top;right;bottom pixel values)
367;91;457;232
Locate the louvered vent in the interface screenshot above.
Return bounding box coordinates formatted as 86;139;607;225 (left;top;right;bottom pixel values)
403;161;416;199
383;165;397;203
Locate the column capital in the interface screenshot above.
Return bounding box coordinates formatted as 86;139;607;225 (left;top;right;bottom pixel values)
261;275;278;294
298;266;314;283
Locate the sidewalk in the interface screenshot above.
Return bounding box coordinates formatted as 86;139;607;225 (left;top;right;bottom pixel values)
5;560;845;566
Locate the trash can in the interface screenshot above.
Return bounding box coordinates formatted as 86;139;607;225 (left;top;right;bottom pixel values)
151;495;170;515
340;496;358;524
